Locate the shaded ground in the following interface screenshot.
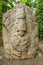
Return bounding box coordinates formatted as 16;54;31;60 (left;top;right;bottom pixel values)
0;47;43;65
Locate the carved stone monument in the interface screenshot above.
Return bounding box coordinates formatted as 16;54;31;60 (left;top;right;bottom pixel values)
2;3;38;59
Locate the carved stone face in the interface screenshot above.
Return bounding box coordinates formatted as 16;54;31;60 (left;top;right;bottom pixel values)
14;19;27;37
15;7;27;37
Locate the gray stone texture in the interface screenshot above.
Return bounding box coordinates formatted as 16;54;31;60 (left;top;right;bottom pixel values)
2;3;38;59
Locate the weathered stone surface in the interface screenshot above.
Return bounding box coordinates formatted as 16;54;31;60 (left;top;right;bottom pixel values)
2;3;38;59
39;44;43;52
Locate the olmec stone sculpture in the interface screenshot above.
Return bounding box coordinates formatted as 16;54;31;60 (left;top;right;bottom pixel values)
3;3;38;59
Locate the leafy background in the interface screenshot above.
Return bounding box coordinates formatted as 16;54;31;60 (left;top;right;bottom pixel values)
0;0;43;44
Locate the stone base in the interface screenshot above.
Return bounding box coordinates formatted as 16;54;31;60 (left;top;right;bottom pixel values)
4;51;37;59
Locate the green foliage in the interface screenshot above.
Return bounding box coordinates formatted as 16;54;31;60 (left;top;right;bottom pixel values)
21;0;27;3
7;0;14;9
36;0;43;39
0;0;2;41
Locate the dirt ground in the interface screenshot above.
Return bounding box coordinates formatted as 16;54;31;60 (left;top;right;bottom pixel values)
0;47;43;65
